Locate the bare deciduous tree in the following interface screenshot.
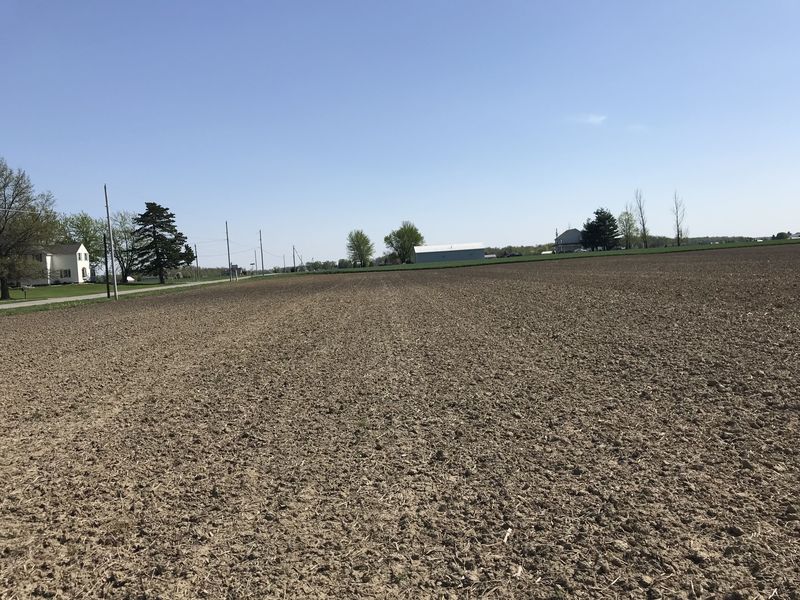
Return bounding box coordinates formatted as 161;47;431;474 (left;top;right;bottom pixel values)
0;158;59;299
618;202;639;249
634;188;649;248
672;190;687;246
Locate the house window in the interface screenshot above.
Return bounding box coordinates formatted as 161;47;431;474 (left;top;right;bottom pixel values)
60;269;71;278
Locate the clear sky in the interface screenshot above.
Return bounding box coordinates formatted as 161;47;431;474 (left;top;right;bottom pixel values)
3;1;799;266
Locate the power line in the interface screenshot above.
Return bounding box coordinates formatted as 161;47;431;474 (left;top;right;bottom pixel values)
0;207;52;215
191;238;228;244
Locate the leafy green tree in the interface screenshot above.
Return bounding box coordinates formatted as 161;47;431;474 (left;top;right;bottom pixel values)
59;211;105;274
581;208;620;251
133;202;194;284
384;221;424;263
337;258;353;269
346;229;374;268
376;252;398;266
112;210;138;282
775;231;789;240
0;158;59;299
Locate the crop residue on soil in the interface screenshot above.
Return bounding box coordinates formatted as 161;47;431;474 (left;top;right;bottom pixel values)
1;245;798;598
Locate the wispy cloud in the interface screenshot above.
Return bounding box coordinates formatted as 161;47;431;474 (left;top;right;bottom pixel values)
569;113;607;126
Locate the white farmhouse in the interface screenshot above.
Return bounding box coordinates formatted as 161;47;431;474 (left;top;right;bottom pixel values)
26;243;92;285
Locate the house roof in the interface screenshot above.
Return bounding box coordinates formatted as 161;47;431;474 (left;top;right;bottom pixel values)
555;229;581;243
44;243;84;255
414;242;485;253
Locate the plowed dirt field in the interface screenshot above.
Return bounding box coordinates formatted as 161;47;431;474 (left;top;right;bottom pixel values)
1;245;799;599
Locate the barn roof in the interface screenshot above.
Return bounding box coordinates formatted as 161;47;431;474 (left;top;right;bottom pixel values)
555;229;581;243
414;242;485;254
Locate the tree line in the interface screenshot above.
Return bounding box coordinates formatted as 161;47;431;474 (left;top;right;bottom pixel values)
580;189;688;251
0;156;194;299
56;203;194;284
344;221;425;268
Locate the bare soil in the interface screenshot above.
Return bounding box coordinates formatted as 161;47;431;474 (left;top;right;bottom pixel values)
1;245;798;599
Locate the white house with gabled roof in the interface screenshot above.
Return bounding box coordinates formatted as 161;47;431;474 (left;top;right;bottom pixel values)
26;243;92;285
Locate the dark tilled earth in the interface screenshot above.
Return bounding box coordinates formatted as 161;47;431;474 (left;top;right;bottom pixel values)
1;246;798;599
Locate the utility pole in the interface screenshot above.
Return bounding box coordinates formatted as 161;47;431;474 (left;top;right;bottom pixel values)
194;243;199;280
103;234;110;298
103;185;118;300
259;230;264;276
292;245;296;272
283;254;285;272
225;221;232;282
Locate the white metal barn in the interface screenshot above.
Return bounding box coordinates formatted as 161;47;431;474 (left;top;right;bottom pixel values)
413;242;486;264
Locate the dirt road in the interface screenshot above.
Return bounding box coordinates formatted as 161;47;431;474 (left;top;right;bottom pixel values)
0;277;251;311
1;246;798;598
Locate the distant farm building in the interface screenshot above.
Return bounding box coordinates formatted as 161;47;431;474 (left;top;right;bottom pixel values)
554;229;582;253
222;264;242;278
413;242;486;263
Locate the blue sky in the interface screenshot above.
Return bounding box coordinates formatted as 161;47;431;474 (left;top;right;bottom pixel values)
3;1;798;265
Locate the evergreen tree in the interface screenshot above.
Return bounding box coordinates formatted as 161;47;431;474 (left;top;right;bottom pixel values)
133;202;193;284
581;218;600;250
581;208;620;251
181;243;196;268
